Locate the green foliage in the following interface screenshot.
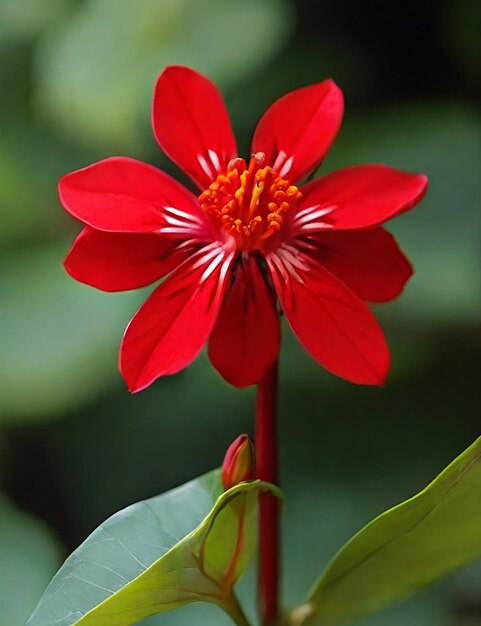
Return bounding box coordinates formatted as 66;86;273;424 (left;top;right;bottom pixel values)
0;0;69;41
34;0;292;152
296;436;481;625
325;103;481;328
27;472;277;626
0;494;63;626
0;244;141;422
0;123;85;251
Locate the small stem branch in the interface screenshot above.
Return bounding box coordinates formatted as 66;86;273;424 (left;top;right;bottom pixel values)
224;593;253;626
255;361;280;625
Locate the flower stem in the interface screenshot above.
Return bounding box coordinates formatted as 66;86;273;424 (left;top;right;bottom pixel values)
255;360;280;625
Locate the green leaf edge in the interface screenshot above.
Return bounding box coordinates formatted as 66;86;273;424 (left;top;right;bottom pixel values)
302;435;481;623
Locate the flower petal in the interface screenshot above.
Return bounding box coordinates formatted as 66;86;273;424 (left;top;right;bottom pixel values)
297;165;428;231
59;156;204;234
251;79;344;182
208;256;280;388
64;227;189;292
267;250;390;385
152;66;237;189
120;246;233;392
306;227;413;302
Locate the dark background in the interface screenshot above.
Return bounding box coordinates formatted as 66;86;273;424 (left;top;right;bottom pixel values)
0;0;479;624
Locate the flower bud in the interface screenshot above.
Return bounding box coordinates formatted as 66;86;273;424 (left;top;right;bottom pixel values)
221;434;255;490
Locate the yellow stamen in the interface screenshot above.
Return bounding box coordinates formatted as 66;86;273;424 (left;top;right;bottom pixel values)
198;153;302;251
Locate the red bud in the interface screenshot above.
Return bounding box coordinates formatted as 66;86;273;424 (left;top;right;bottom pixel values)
222;434;255;490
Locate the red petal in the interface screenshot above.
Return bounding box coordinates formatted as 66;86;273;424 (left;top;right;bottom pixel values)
152;66;237;189
251;79;343;182
120;247;233;392
267;251;390;385
209;256;280;388
64;227;189;292
307;228;413;303
298;165;428;231
59;156;203;233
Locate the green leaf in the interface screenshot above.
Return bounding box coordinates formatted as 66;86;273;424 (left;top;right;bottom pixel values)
299;436;481;625
0;494;63;626
27;471;276;626
34;0;292;152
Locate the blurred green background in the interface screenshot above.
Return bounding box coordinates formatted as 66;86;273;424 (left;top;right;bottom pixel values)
0;0;480;624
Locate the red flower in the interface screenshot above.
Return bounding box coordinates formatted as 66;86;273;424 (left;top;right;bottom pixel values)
60;66;427;392
222;434;255;491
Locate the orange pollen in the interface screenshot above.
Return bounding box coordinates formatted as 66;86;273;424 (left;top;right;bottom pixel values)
198;152;302;250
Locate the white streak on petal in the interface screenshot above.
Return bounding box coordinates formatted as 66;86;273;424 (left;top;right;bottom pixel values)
279;246;310;272
294;205;336;224
219;253;234;282
198;154;214;179
272;150;288;172
293;204;320;220
207;149;221;173
299;223;334;231
201;252;225;282
279;156;294;177
191;245;222;270
268;252;289;282
164;206;203;224
177;238;198;250
278;251;304;284
158;227;196;235
163;216;196;228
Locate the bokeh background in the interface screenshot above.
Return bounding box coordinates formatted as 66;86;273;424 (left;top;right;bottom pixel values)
0;0;480;624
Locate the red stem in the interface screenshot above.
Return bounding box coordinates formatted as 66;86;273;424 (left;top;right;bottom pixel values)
255;361;280;625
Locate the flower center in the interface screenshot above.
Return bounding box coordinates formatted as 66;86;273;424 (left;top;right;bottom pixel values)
198;152;302;251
